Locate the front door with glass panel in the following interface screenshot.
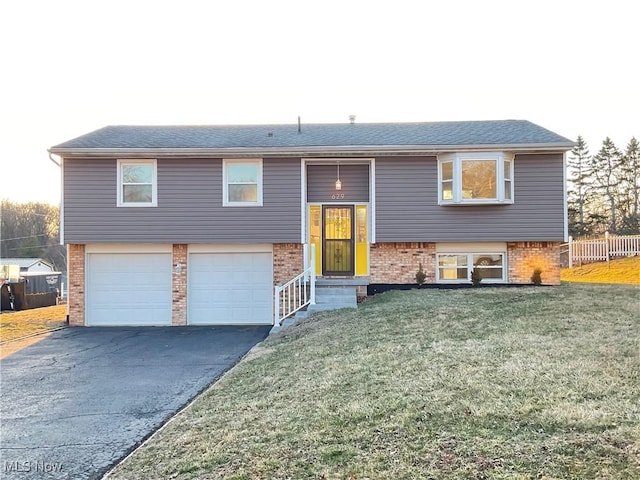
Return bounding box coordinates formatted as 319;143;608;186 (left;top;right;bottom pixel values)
323;206;354;276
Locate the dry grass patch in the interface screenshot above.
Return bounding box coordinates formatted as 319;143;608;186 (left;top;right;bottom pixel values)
562;256;640;285
0;305;67;343
108;284;640;479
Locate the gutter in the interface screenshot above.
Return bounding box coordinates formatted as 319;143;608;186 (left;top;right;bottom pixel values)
48;142;577;158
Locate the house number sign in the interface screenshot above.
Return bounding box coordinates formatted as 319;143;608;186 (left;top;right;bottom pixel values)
331;193;345;200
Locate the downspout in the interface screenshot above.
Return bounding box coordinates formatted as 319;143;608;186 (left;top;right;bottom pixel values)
48;152;60;167
562;151;569;242
48;153;63;245
49;152;67;323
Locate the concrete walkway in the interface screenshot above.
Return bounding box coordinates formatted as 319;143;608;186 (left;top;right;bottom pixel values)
0;326;270;480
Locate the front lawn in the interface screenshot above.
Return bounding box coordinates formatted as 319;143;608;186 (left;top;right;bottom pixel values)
0;305;67;343
108;284;639;479
561;256;640;285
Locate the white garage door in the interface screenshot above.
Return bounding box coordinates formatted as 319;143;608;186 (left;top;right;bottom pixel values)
188;252;273;325
86;253;172;326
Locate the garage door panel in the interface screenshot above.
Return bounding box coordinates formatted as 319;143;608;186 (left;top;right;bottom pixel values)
91;306;169;326
87;253;172;326
188;252;273;325
252;291;272;303
253;270;273;283
231;271;254;283
233;255;253;267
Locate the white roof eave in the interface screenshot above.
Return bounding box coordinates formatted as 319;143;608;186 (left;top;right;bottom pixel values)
49;142;576;158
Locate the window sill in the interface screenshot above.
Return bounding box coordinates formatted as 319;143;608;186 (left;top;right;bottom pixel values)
438;200;513;206
117;203;157;208
223;203;263;207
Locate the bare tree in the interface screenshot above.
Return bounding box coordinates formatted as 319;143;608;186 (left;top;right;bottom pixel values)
0;200;66;271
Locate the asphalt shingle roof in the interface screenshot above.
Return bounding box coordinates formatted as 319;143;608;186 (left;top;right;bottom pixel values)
50;120;574;151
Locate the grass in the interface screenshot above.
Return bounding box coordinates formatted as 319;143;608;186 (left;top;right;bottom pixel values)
561;256;640;285
0;305;67;343
108;284;640;479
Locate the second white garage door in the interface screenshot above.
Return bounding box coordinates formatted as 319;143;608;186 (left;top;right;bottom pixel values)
188;252;273;325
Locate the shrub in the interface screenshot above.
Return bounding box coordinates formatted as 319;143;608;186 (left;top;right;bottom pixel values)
415;262;427;285
531;268;543;285
470;268;482;287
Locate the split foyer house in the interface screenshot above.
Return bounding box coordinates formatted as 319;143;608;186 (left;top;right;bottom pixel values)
49;120;575;327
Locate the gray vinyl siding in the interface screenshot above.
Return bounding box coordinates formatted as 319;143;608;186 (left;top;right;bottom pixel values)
307;164;369;203
375;154;565;242
63;158;301;243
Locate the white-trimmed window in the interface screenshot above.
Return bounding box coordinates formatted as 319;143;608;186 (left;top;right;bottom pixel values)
437;253;506;283
439;152;514;205
117;159;157;207
436;243;507;283
223;159;263;206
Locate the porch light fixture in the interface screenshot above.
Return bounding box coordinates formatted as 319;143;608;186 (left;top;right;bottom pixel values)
335;162;342;190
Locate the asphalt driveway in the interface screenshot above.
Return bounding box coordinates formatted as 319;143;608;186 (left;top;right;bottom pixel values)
0;326;270;480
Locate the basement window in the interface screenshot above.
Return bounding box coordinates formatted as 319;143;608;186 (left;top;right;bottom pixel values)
437;252;506;283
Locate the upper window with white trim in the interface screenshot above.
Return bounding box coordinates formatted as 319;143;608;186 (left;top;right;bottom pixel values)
223;159;263;206
439;152;514;205
117;159;157;207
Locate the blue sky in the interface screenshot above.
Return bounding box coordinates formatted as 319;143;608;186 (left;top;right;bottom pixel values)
2;0;637;204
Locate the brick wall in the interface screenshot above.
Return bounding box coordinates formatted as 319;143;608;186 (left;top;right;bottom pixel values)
172;244;187;325
507;242;561;285
67;244;85;326
273;243;304;285
369;242;436;283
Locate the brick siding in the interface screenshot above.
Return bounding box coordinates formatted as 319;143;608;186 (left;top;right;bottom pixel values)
66;241;560;328
369;242;436;284
273;243;304;285
172;244;187;325
507;242;561;285
67;244;85;326
368;242;560;285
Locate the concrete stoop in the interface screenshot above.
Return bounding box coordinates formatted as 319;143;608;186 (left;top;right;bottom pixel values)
270;285;358;334
313;286;358;307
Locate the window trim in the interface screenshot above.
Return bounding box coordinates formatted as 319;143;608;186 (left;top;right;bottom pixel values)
117;159;157;207
436;251;507;284
438;152;514;205
223;158;263;206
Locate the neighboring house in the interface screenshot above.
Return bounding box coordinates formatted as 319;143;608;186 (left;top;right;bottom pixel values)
49;120;575;327
0;258;61;309
1;258;55;273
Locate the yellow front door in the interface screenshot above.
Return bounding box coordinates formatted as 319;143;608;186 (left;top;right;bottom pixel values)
323;206;354;275
308;204;368;276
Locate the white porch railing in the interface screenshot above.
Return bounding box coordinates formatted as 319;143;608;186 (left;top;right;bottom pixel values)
274;244;316;325
565;232;640;267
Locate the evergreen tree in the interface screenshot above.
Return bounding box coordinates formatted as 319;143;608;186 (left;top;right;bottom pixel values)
590;138;623;233
618;137;640;233
567;135;593;236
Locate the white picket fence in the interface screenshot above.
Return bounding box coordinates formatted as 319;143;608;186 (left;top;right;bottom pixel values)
565;232;640;267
